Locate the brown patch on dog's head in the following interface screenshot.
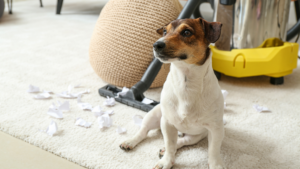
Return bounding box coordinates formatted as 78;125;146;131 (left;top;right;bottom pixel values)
153;18;222;65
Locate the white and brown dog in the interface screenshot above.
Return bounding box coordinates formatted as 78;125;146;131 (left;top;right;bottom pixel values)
120;18;225;169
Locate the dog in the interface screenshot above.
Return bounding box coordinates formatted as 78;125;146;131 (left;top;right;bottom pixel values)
120;18;225;169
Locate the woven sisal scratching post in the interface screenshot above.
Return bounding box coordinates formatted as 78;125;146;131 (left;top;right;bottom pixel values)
89;0;182;88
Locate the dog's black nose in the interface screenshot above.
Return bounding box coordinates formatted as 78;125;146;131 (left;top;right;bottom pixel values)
153;41;166;52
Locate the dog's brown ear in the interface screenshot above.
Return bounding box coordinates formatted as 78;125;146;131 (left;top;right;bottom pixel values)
156;27;164;35
199;18;222;43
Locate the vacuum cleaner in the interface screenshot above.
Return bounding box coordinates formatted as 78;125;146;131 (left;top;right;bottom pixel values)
99;0;300;112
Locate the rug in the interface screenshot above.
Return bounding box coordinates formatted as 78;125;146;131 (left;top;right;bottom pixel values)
0;0;300;169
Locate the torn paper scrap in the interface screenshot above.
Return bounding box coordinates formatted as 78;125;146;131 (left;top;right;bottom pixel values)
92;106;104;117
43;90;53;94
75;118;92;128
27;85;40;93
47;106;63;119
253;104;271;113
74;89;90;96
221;90;228;100
98;114;113;128
57;84;89;99
142;98;154;104
34;92;51;99
74;83;81;88
77;95;93;111
40;120;58;136
223;118;227;125
133;115;143;127
105;110;114;115
57;101;70;112
117;87;129;97
57;91;77;99
103;96;115;106
116;126;127;134
50;101;69;112
93;106;114;117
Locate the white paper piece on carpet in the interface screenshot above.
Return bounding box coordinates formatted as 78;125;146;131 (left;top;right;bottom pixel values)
34;92;52;99
58;84;89;99
98;114;113;128
142;98;154;104
27;84;40;93
253;104;271;113
74;83;81;88
77;95;93;111
133;115;143;127
57;91;77;99
47;106;64;119
116;126;127;134
50;101;70;112
221;90;229;108
57;101;70;112
223;118;227;125
103;96;115;106
93;106;114;117
116;87;129;97
105;110;114;115
221;90;228;100
75;118;92;128
74;89;90;96
92;106;104;117
43;90;53;94
40;120;58;136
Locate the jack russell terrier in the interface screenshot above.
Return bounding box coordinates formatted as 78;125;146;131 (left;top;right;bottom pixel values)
120;18;225;169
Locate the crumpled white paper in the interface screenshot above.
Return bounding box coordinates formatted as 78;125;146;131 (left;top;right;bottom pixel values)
47;101;69;119
56;101;70;111
116;126;127;134
223;118;227;125
77;95;93;111
75;118;92;128
142;98;154;104
133;115;143;127
34;92;52;99
98;114;113;128
221;90;229;108
92;106;114;117
116;87;129;97
47;107;63;119
57;84;89;99
253;104;271;113
27;85;40;93
103;96;115;106
57;91;77;99
40;120;58;136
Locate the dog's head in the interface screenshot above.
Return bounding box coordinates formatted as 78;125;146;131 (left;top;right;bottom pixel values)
153;18;222;65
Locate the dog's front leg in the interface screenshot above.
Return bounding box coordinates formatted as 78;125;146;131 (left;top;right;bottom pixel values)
154;116;177;169
206;124;226;169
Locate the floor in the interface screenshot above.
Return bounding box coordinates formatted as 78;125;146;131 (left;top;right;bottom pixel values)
0;131;85;169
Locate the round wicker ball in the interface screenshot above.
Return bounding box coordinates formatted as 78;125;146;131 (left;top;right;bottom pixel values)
89;0;182;88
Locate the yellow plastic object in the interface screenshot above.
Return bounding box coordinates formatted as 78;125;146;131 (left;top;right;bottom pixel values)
211;42;299;78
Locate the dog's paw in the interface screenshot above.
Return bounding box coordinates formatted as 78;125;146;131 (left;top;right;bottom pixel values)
153;158;174;169
158;147;165;159
119;141;134;151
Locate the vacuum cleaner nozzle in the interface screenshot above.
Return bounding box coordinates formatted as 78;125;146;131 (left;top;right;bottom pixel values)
98;85;159;112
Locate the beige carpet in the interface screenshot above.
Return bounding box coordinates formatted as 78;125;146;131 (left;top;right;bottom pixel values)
1;0;300;169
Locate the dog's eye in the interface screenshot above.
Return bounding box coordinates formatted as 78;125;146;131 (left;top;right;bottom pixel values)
163;29;167;36
182;29;192;37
